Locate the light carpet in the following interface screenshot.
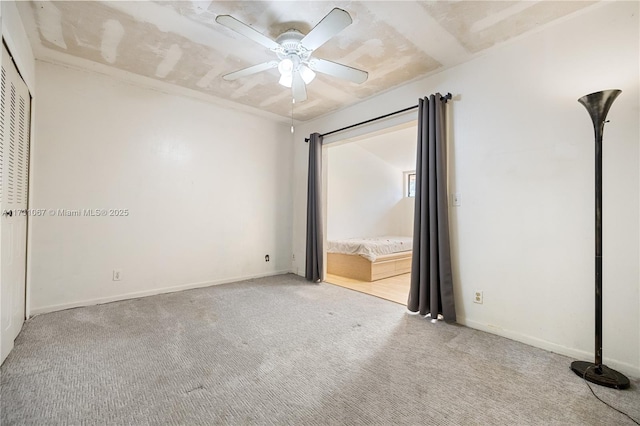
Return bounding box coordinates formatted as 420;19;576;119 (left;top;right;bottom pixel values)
1;274;638;425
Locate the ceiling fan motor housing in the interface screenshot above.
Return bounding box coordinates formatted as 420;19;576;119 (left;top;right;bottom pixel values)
275;30;312;64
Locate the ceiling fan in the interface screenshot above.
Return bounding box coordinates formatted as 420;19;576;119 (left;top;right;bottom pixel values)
215;8;368;103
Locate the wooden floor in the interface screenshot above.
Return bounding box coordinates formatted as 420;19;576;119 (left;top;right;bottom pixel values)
324;273;410;305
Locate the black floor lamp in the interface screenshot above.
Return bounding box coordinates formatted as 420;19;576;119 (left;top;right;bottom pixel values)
570;89;630;390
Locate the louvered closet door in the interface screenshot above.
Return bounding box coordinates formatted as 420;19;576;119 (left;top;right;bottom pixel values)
1;43;31;364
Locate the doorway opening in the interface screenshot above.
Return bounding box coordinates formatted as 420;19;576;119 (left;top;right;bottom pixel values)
324;122;417;305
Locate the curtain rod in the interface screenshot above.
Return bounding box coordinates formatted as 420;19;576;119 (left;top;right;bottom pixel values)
304;93;452;142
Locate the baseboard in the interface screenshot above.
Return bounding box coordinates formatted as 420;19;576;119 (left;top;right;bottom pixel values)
30;269;293;316
457;315;640;379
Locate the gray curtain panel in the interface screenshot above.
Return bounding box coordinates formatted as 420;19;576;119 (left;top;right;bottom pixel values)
407;95;456;323
305;133;323;282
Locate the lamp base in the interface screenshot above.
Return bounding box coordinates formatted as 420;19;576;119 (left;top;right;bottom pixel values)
571;361;630;389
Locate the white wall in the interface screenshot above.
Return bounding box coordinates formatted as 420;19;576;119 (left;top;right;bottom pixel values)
30;61;292;314
293;1;640;376
327;143;410;240
396;197;414;238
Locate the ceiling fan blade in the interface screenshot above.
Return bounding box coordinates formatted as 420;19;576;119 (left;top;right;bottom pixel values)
222;61;278;81
308;58;368;84
300;8;352;51
292;71;307;103
215;15;280;50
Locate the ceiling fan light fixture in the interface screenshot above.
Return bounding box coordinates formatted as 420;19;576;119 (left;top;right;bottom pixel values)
300;65;316;84
278;58;294;76
279;73;293;88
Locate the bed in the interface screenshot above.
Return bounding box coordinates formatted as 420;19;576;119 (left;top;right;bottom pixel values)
327;236;413;282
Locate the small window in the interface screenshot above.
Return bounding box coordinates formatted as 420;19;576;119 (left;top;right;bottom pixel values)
404;171;416;197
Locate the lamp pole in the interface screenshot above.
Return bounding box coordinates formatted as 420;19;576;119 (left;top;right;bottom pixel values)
570;89;629;390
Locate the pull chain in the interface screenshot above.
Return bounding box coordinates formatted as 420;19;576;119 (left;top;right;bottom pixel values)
291;98;295;134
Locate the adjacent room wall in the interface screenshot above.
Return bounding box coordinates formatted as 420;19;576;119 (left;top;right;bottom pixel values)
293;1;640;376
29;60;292;314
327;143;410;240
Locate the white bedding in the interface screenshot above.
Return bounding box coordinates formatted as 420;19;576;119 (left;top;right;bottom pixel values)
327;236;413;262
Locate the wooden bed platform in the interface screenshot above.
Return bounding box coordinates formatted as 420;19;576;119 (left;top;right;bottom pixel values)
327;251;412;282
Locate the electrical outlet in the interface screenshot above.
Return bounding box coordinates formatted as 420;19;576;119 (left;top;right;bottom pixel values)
265;254;270;262
113;270;122;281
452;193;461;206
474;290;483;304
292;253;295;260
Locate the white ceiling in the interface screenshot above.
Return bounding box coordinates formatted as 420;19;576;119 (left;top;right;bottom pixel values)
17;1;597;121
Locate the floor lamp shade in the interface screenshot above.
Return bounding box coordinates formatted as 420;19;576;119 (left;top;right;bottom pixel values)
570;89;630;390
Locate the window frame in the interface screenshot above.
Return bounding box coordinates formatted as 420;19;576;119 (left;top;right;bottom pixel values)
404;170;416;198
